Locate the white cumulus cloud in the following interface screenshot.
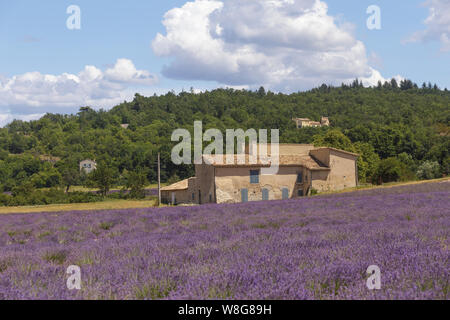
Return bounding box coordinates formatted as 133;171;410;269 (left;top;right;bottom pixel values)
0;113;45;127
104;58;157;85
406;0;450;52
152;0;392;91
0;59;157;126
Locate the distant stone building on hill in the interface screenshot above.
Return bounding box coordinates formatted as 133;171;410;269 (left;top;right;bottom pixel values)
80;159;97;174
39;155;61;165
293;117;330;128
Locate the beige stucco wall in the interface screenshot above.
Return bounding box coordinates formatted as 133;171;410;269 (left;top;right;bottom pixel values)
161;189;190;204
195;164;216;204
328;151;358;190
214;166;308;203
310;150;357;192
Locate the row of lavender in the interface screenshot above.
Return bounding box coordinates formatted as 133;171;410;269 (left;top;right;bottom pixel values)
0;181;448;299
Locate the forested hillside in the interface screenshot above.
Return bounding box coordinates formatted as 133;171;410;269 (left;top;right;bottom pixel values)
0;80;448;200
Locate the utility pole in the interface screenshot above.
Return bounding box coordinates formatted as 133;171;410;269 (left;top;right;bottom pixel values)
157;152;161;206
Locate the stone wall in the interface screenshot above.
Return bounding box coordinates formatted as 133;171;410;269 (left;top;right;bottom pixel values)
214;166;308;204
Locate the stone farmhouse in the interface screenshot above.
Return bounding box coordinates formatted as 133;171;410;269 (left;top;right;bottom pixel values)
79;159;97;174
293;117;330;128
161;144;358;205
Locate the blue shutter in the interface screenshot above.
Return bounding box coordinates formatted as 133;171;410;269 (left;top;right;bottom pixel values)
241;189;248;203
282;188;289;200
262;188;269;201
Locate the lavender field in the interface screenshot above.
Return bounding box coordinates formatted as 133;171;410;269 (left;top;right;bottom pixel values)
0;181;449;300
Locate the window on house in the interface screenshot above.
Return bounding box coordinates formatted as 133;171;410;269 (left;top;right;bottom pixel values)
209;194;212;202
282;188;289;200
250;170;260;184
297;173;303;184
192;193;195;200
298;189;304;197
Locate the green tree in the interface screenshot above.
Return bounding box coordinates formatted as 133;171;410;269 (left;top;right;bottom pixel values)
416;161;441;180
61;165;80;193
124;170;148;199
313;129;355;152
372;157;414;185
88;163;115;197
354;142;380;183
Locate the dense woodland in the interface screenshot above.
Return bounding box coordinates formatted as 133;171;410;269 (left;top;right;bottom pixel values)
0;79;448;205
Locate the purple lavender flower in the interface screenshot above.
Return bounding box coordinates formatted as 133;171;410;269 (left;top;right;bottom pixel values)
0;181;448;300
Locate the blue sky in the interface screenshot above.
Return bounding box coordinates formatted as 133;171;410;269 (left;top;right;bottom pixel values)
0;0;449;125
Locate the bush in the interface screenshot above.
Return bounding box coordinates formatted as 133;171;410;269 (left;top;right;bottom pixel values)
124;170;148;199
67;192;102;204
0;193;11;206
87;163;116;197
372;157;415;185
416;161;441;180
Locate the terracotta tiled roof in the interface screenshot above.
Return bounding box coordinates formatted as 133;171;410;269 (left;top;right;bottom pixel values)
202;154;330;170
161;178;190;191
314;147;359;157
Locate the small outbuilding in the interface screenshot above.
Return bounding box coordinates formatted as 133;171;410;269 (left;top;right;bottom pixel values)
161;177;197;205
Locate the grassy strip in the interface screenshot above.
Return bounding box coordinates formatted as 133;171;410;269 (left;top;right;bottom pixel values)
316;177;449;196
66;183;167;193
0;199;157;215
1;178;447;215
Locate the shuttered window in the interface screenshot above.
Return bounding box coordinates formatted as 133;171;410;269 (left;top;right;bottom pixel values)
282;188;289;200
241;189;248;203
262;188;269;201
